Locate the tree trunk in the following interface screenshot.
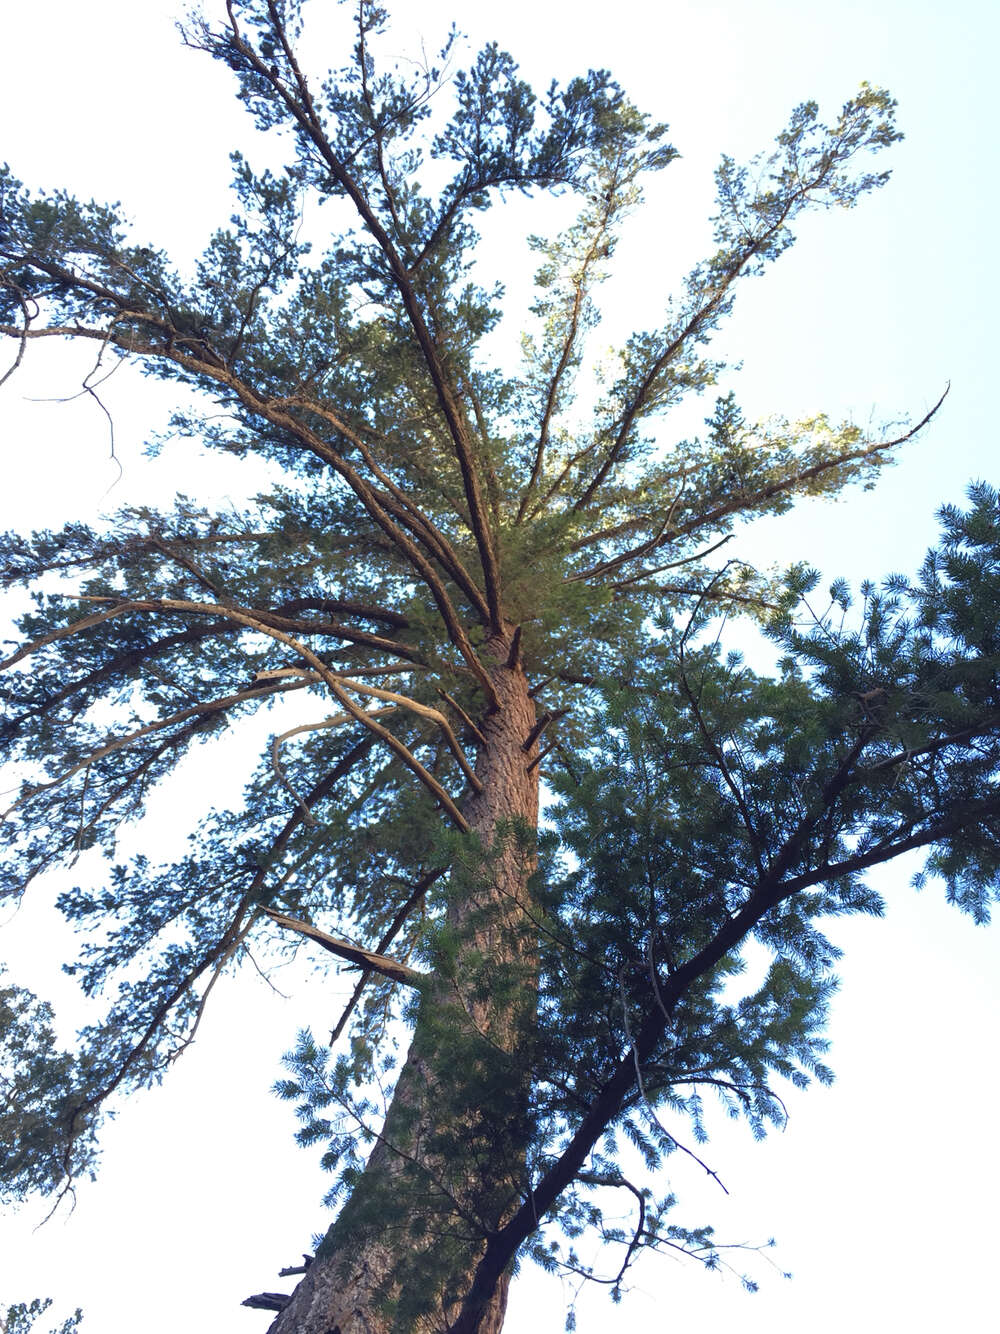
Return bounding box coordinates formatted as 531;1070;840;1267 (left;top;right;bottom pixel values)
268;636;539;1334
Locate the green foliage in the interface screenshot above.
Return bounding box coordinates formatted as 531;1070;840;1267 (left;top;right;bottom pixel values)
0;974;99;1201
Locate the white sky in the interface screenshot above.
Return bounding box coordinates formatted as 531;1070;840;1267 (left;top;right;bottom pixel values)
0;1;997;1331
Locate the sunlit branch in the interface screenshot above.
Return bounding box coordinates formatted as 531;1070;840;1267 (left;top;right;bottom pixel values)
594;395;948;582
167;597;471;828
333;676;483;794
20;590;470;829
571;166;855;515
515;190;620;524
606;535;734;588
0;604;136;673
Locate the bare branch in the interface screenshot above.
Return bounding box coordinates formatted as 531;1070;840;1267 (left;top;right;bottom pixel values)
335;676;483;794
329;866;445;1044
617;969;729;1194
437;688;488;748
264;909;426;987
521;708;570;753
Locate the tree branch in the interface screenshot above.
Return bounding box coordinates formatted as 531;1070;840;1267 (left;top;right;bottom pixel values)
264;910;427;987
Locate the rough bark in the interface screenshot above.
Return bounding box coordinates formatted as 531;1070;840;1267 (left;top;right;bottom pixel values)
268;633;539;1334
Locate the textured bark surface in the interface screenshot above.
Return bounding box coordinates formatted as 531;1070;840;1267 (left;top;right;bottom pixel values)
268;635;539;1334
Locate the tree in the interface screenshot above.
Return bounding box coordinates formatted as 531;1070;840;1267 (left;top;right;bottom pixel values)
1;3;997;1332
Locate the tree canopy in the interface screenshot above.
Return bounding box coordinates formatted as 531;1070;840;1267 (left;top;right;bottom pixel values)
1;3;997;1331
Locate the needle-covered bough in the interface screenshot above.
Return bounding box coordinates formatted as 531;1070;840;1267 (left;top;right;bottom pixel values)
1;4;997;1331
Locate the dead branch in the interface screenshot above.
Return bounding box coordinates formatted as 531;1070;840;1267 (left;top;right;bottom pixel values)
328;866;445;1044
437;688;487;748
264;909;426;987
334;676;483;794
241;1293;289;1312
505;625;523;670
525;738;558;775
617;969;729;1194
522;708;570;753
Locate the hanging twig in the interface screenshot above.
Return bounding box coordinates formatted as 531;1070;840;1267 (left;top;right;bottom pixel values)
617;968;729;1194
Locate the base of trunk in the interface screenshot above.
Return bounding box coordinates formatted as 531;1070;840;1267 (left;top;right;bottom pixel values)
267;1250;510;1334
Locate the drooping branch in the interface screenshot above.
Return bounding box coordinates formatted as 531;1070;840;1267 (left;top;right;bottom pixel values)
54;735;376;1164
264;909;427;987
572;396;947;588
11;591;473;830
329;865;447;1044
0;316;497;702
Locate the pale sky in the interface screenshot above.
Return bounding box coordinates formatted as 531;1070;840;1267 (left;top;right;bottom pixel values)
1;2;997;1331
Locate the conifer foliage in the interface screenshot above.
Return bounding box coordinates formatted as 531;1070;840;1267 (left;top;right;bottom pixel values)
1;3;997;1331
